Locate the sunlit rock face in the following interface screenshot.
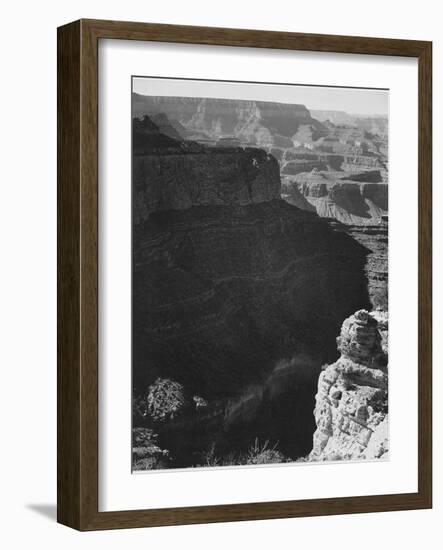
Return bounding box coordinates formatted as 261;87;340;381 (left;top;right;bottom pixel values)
133;94;327;148
131;99;390;469
281;174;388;309
310;110;357;125
282;173;388;226
133;115;281;222
310;110;388;138
310;309;389;462
132;118;371;397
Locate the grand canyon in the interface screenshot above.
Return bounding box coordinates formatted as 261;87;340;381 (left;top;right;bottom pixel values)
131;90;388;470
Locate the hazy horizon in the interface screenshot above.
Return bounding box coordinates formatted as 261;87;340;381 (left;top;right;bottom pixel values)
133;77;389;117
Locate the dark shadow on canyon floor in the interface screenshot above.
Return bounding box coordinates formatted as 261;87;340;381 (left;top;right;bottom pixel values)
132;200;372;467
129;110;381;468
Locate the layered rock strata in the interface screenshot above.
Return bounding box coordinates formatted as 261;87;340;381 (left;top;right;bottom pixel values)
283;174;387;225
133;94;327;148
310;309;388;461
133;117;371;397
310;110;388;138
133;200;371;396
133;115;281;222
281;173;388;309
344;223;388;309
134;148;280;222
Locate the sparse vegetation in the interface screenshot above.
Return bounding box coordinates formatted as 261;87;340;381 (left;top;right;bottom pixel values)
146;378;189;422
195;438;290;468
199;442;222;467
246;438;288;465
132;427;171;470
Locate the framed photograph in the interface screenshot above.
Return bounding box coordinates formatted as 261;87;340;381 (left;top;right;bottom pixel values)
57;19;432;530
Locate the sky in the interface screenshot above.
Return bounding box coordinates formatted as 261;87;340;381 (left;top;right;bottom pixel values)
133;77;389;117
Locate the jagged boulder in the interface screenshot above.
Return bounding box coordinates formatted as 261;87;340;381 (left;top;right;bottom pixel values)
337;309;386;368
310;309;389;461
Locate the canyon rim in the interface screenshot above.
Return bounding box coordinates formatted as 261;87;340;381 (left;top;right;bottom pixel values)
131;79;389;471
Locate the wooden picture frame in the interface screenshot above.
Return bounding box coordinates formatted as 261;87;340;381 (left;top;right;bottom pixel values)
57;18;432;530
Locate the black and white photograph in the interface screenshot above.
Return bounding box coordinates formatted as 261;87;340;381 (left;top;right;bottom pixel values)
131;78;389;471
1;0;437;542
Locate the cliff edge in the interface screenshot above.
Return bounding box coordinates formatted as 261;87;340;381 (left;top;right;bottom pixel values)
310;309;388;461
132;116;371;397
133;115;281;222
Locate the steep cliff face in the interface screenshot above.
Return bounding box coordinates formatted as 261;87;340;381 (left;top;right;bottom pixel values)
133;94;326;148
281;151;345;174
281;173;388;309
134;149;280;222
354;117;389;138
310;110;357;125
283;175;388;225
133;117;371;398
310;309;388;461
131;102;389;469
133;201;371;396
343;224;388;309
133;115;281;222
282;160;329;176
310;110;388;138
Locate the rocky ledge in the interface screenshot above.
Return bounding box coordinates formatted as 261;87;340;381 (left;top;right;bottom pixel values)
133;115;281;222
282;173;388;226
310;309;388;461
132;117;372;397
132;94;327;148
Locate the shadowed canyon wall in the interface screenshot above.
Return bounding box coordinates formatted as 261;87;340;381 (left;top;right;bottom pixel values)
131;96;388;467
281;176;388;309
133;117;281;221
283;178;388;225
133;116;371;401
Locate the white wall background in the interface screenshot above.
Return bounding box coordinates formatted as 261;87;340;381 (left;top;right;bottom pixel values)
0;0;440;547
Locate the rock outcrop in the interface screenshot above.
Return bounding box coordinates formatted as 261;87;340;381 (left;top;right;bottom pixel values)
133;200;371;396
133;116;281;222
134;149;280;221
282;159;329;176
280;150;345;174
343;224;388;309
132;118;371;398
281;173;388;309
311;110;388;139
133;94;327;149
310;110;357;125
131;98;389;470
310;309;388;461
283;173;388;225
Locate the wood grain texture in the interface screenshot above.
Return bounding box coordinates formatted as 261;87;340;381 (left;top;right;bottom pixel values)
417;41;432;506
57;20;81;528
57;19;432;531
81;18;429;56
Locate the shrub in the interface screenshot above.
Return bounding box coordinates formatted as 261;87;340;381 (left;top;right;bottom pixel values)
132;427;170;470
197;445;247;468
146;378;189;422
246;438;288;465
199;442;221;467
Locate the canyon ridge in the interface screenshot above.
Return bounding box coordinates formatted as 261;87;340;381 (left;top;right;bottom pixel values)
131;92;388;469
